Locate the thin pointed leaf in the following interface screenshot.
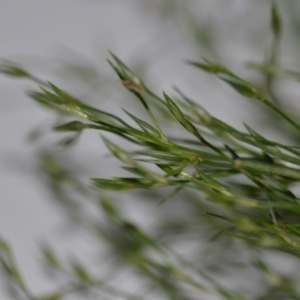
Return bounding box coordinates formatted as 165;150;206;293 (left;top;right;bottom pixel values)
271;1;281;37
123;109;160;137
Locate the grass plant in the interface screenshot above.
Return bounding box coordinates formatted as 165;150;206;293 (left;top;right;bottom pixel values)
1;1;300;299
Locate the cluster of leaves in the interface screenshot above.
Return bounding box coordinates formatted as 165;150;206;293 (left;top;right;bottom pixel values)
2;1;300;299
